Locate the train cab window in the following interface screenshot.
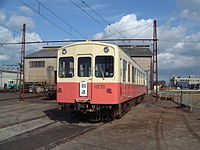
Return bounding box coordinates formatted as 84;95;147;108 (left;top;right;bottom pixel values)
59;57;74;78
95;56;114;78
78;57;91;77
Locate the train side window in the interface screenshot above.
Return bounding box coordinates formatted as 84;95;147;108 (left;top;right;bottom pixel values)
135;68;137;84
128;64;130;82
95;56;114;78
132;66;135;83
123;60;127;82
139;71;141;84
78;57;91;77
59;57;74;78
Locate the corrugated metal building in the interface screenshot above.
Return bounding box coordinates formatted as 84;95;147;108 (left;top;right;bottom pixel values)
25;45;152;89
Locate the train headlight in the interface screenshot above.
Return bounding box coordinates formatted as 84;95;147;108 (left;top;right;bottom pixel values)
103;47;109;53
62;48;67;55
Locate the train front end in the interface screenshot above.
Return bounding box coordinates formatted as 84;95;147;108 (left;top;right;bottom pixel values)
57;42;120;113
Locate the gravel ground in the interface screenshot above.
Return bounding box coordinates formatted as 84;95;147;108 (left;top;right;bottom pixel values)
52;96;200;150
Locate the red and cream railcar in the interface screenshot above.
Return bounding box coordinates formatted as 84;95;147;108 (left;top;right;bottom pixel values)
57;41;147;119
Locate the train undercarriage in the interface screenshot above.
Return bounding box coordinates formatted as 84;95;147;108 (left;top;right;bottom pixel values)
58;95;145;122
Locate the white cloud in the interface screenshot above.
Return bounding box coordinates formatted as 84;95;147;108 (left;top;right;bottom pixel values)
158;53;195;69
0;55;9;61
178;0;200;21
94;14;153;39
0;26;43;65
90;4;107;10
19;6;33;14
0;9;6;23
7;15;35;29
177;0;200;8
0;7;43;65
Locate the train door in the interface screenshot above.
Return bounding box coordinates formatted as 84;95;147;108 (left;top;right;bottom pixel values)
77;55;93;101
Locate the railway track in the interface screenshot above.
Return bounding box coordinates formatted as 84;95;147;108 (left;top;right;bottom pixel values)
0;94;47;101
0;110;102;150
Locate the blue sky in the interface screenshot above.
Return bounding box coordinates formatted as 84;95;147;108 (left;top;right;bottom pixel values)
0;0;200;82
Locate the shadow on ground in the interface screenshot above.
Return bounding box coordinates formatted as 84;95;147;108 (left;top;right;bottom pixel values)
44;108;101;124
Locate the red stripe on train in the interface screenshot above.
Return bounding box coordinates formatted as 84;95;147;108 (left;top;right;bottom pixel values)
57;82;146;105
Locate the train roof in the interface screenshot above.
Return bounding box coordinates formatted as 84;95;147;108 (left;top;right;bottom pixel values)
59;41;118;49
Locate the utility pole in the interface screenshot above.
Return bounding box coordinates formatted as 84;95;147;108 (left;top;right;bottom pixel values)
151;20;158;100
19;24;26;101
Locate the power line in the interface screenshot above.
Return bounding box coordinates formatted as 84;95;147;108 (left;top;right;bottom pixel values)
0;38;157;46
80;0;126;38
2;38;200;46
0;24;43;42
35;0;87;39
0;32;12;41
19;0;78;39
102;23;153;39
70;0;120;39
131;23;153;38
0;24;21;35
26;28;45;41
159;40;200;43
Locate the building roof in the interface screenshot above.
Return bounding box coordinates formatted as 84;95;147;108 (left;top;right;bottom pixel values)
25;46;61;59
120;47;152;57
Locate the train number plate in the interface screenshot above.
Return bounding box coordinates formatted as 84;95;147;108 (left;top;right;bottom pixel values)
94;85;105;89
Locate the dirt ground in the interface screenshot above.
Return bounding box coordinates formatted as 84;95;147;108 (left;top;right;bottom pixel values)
52;96;200;150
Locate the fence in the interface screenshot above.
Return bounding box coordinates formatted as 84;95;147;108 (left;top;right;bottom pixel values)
159;90;200;112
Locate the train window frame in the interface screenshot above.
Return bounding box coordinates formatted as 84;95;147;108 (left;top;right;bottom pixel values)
95;56;114;78
78;57;92;77
123;60;127;83
59;57;74;78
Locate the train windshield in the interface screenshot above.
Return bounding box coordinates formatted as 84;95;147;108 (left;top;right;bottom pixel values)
59;57;74;78
78;57;91;77
95;56;114;78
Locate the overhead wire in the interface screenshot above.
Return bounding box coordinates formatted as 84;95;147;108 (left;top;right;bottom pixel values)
0;38;157;46
19;0;78;39
0;32;13;41
0;24;41;56
70;0;120;39
80;0;126;39
102;23;153;39
35;0;88;39
0;24;43;42
131;23;153;38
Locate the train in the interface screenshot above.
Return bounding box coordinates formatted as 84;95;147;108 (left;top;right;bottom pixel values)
57;41;147;120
